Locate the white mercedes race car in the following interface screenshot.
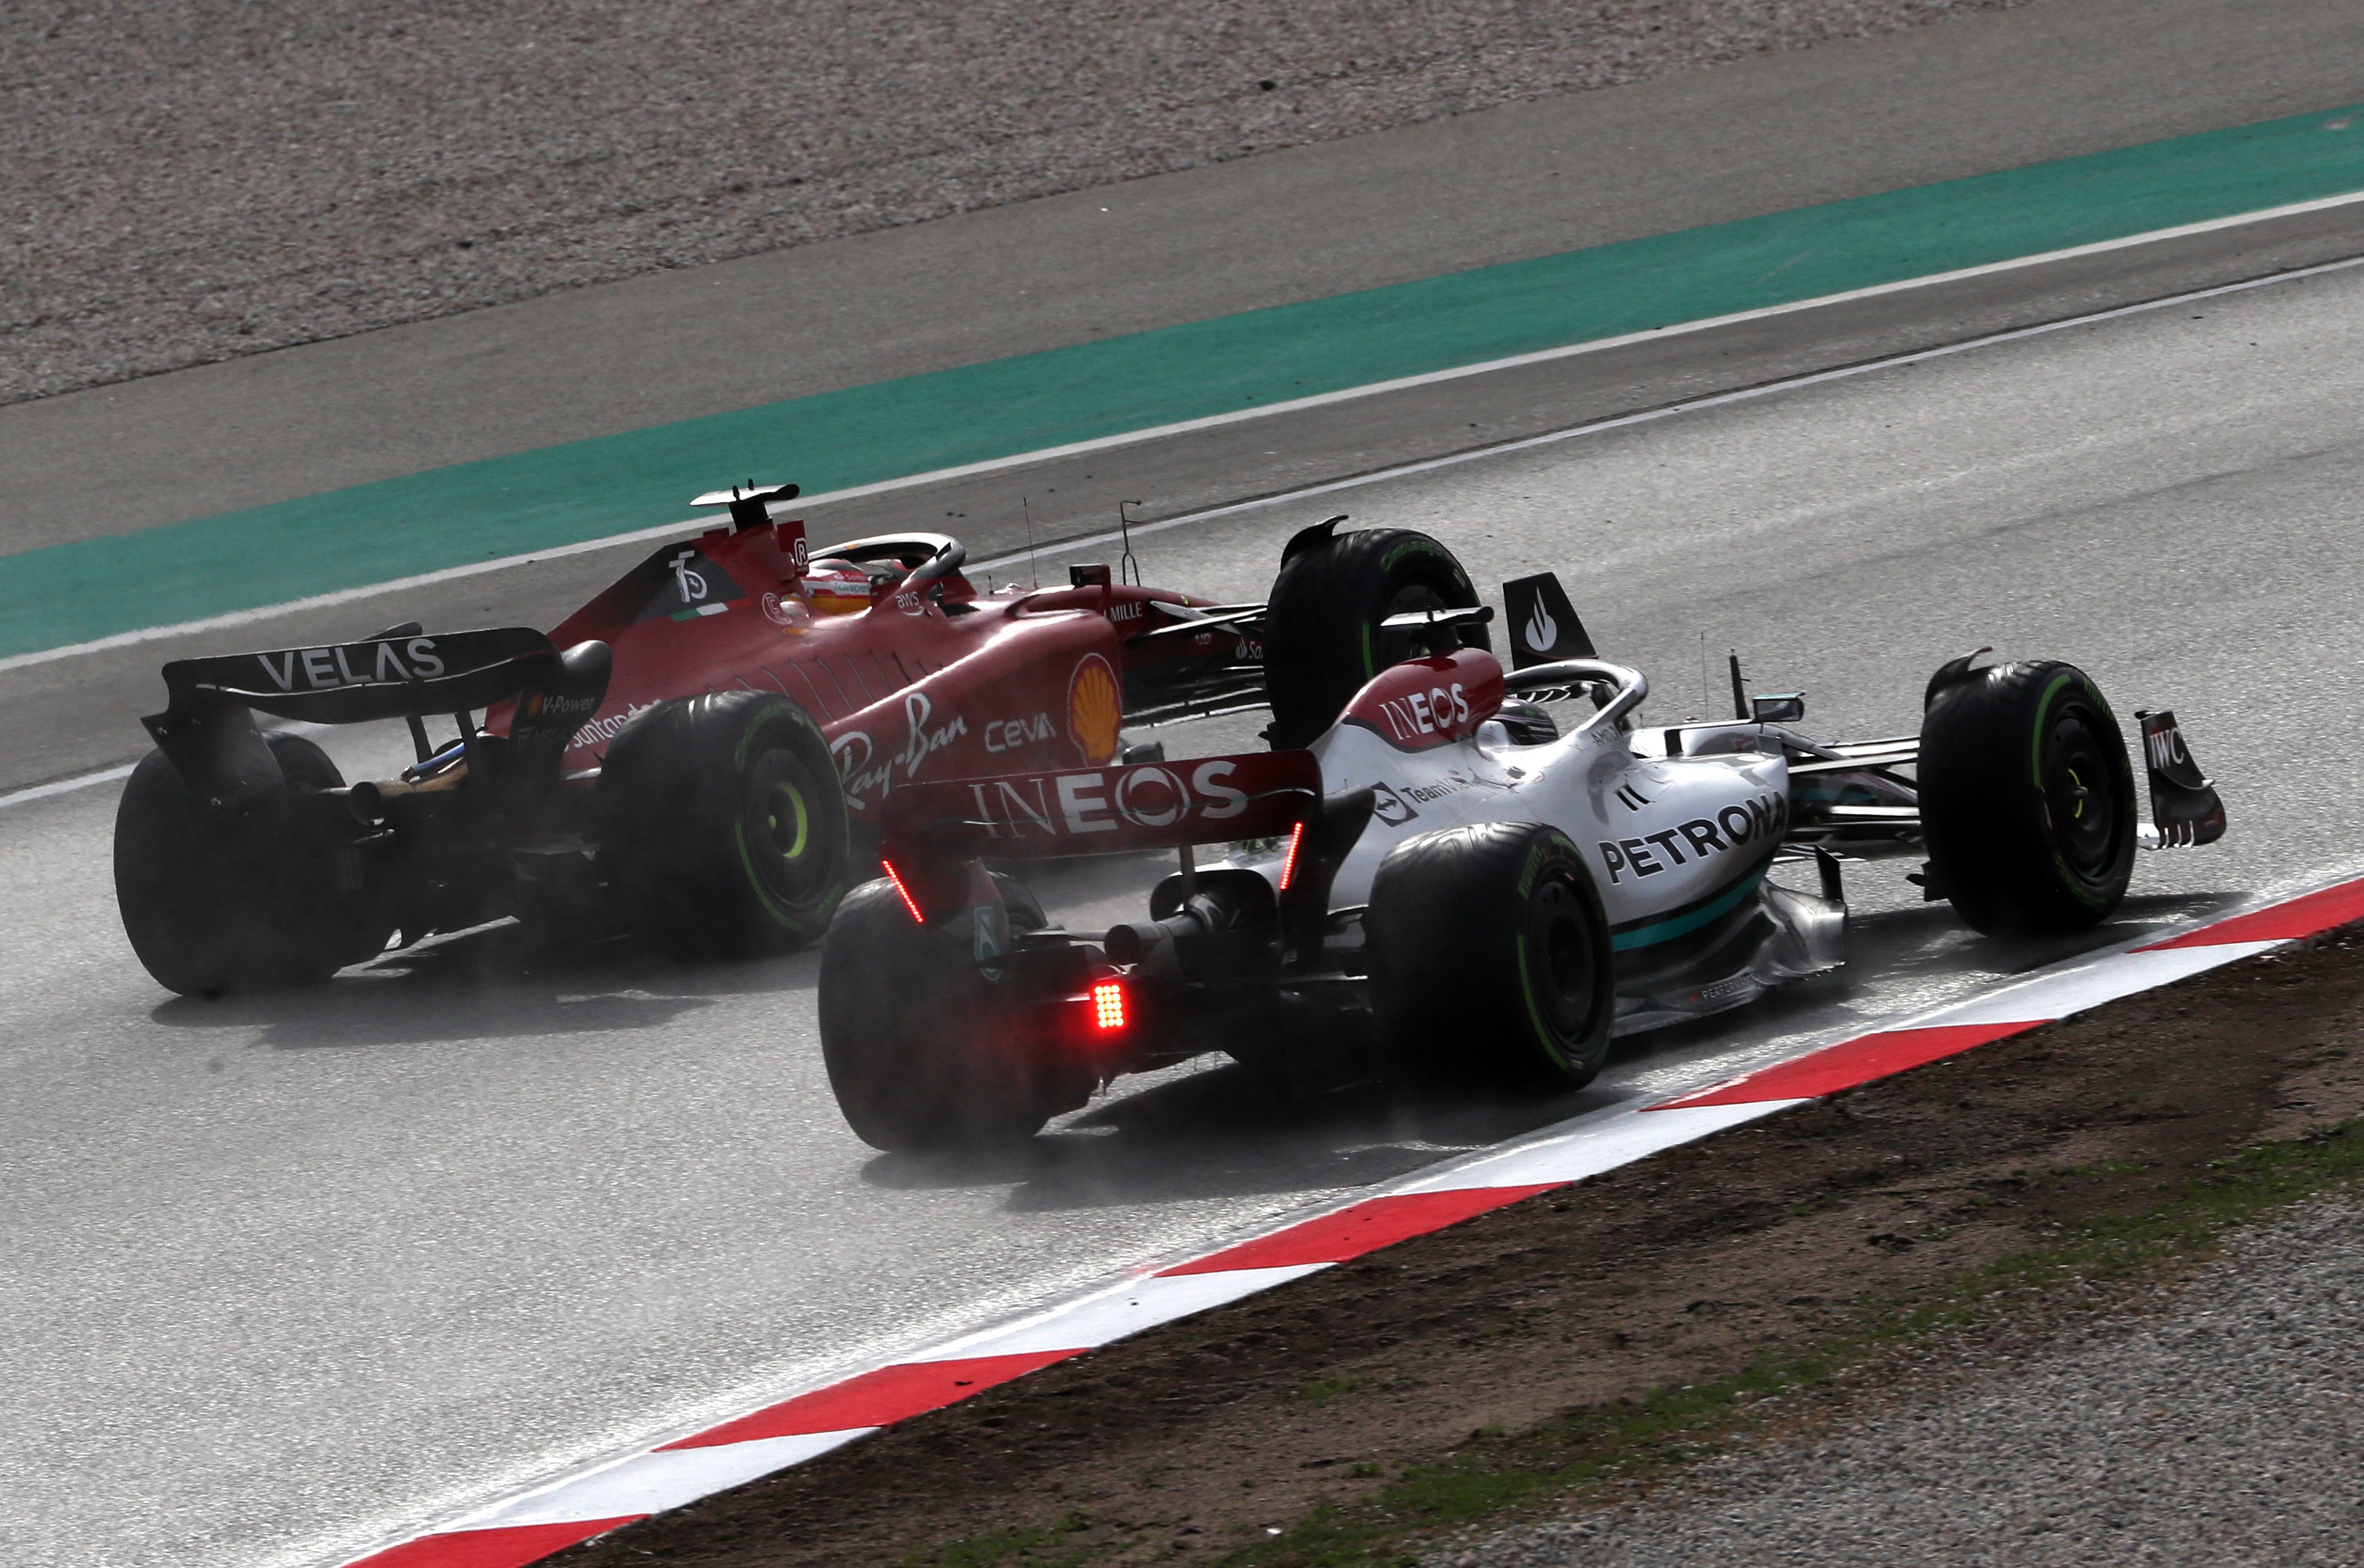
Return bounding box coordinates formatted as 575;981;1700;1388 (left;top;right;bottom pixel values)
818;521;2226;1152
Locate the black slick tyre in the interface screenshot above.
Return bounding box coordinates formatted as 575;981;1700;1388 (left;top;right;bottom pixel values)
1365;821;1614;1089
818;877;1056;1153
114;732;386;996
1261;526;1488;749
597;690;852;959
1919;659;2137;936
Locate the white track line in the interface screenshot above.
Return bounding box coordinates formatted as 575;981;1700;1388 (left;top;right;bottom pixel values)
0;762;136;810
970;247;2364;573
6;189;2362;684
0;720;341;813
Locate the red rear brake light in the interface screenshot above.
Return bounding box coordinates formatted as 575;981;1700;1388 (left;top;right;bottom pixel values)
1276;819;1307;892
1089;979;1126;1032
880;859;925;924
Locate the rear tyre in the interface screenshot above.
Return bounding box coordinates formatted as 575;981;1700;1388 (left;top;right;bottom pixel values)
818;877;1057;1153
1919;659;2137;936
598;691;852;959
1261;526;1488;749
114;733;386;996
1366;821;1614;1089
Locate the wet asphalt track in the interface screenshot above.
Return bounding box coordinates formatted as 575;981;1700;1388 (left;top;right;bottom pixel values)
10;261;2364;1567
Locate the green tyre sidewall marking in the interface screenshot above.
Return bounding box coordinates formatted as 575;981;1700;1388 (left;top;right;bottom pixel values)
1366;538;1459;680
1515;835;1554;897
1515;830;1588;1074
1514;936;1562;1072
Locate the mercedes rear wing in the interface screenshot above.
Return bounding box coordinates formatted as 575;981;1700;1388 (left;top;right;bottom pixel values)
874;749;1373;964
881;750;1322;870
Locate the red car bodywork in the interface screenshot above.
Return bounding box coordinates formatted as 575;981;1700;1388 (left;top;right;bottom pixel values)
505;513;1236;822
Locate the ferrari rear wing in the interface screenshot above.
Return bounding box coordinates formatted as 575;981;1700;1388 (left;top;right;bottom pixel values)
153;627;562;728
143;625;610;815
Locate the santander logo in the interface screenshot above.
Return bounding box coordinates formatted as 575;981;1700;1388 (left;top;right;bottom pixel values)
1523;600;1557;654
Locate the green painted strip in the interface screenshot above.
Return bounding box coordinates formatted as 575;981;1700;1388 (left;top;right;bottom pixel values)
1609;866;1768;953
10;102;2364;658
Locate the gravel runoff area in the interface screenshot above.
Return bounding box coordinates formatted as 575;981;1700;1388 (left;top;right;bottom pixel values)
1448;1202;2364;1568
5;0;2024;407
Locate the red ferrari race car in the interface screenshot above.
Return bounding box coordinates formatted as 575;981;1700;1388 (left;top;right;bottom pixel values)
114;484;1486;996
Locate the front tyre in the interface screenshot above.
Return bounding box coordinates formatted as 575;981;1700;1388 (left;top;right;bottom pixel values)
598;691;852;959
1366;821;1614;1089
818;879;1057;1153
1261;526;1488;750
1919;659;2137;936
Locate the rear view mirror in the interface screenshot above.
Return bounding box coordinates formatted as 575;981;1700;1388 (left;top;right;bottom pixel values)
1750;693;1806;724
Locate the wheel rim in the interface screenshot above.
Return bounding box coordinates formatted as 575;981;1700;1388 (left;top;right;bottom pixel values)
1525;871;1598;1044
2042;705;2120;883
744;749;827;905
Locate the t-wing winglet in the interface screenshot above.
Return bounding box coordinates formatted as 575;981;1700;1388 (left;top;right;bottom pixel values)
691;481;800;530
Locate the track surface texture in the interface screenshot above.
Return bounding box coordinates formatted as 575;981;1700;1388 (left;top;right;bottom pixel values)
1458;1203;2364;1565
13;251;2364;1568
15;8;2364;1563
4;0;2020;407
553;925;2364;1565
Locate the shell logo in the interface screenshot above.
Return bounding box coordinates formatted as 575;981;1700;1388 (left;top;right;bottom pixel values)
1066;654;1123;764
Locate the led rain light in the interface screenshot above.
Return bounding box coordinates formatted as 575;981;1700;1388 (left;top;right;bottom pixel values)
881;859;925;924
1276;820;1307;892
1090;980;1127;1032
